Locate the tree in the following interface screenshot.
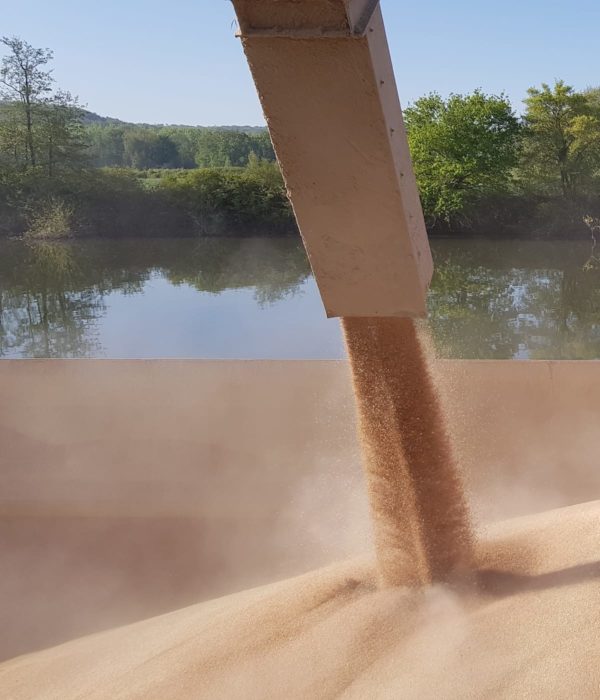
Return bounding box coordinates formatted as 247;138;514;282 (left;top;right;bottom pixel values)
37;91;87;176
194;129;253;167
584;87;600;116
86;124;126;167
404;90;520;225
0;36;53;167
248;131;275;161
0;101;27;169
520;80;600;198
160;127;197;168
123;129;178;168
151;133;179;168
0;36;86;175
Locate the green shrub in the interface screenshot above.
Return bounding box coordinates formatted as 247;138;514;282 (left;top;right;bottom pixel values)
160;162;295;235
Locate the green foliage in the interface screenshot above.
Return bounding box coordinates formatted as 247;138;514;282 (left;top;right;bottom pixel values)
0;35;284;239
194;129;249;167
36;92;88;176
405;91;521;225
194;129;274;167
122;129;179;169
0;36;85;174
5;33;600;239
160;160;293;235
84;124;275;170
85;124;126;167
518;81;600;198
0;36;54;168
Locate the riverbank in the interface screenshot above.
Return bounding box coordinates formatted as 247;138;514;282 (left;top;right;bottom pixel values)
1;165;599;241
0;164;297;240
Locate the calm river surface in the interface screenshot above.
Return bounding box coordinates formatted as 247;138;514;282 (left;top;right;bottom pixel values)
2;236;600;359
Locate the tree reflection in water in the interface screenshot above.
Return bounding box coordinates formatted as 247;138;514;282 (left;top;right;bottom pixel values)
0;242;106;357
428;239;600;359
0;237;311;358
2;237;600;359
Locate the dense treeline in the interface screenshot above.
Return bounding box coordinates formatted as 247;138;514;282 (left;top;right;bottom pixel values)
406;83;600;235
1;35;600;239
85;124;275;169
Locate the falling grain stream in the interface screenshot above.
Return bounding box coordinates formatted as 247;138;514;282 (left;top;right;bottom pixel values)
342;316;474;587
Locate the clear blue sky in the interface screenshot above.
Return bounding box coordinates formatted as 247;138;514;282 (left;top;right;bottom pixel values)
2;0;599;125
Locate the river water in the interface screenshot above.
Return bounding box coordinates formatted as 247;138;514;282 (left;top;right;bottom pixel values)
1;236;600;359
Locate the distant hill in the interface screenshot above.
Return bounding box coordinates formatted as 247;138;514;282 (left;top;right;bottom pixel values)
81;109;266;133
1;102;266;132
81;110;125;126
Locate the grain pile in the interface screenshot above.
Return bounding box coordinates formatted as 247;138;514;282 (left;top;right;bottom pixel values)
1;501;599;699
342;317;473;586
1;326;599;698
